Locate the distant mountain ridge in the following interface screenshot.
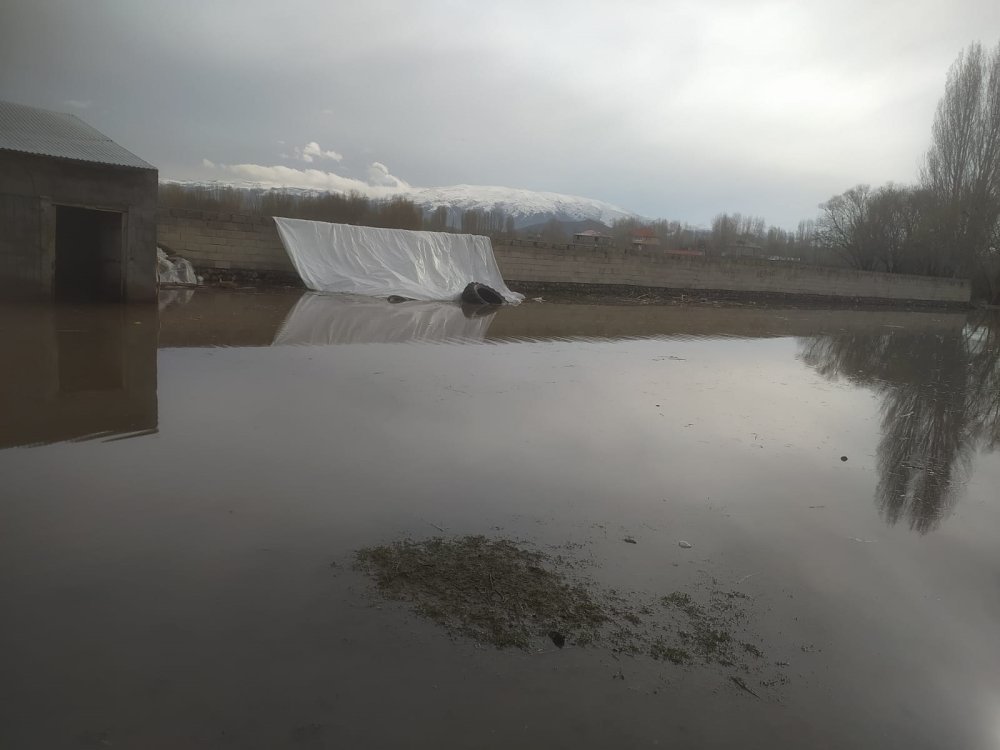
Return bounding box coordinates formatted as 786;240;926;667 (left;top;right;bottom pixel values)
161;180;638;229
406;184;636;228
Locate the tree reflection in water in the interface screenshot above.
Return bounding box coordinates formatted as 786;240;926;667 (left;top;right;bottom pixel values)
799;314;1000;533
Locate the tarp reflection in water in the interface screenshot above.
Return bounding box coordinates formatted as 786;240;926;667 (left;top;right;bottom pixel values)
273;293;497;346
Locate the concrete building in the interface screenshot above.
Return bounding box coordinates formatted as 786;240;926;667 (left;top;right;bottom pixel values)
572;229;612;247
0;100;158;302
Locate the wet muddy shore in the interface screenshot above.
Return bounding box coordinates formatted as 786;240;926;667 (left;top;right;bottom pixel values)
182;267;975;311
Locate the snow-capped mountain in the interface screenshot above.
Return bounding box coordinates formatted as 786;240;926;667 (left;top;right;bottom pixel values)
161;179;637;229
406;184;636;228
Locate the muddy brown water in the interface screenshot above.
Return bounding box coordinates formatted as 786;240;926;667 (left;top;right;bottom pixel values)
1;290;999;749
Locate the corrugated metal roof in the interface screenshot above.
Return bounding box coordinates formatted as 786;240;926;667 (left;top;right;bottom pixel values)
0;100;155;170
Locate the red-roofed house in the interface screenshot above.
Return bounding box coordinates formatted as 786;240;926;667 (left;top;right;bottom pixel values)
631;227;660;249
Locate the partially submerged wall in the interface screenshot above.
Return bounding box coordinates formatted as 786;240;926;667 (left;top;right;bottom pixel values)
156;209;972;304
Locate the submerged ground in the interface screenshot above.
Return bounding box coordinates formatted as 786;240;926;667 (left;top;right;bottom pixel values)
1;290;999;749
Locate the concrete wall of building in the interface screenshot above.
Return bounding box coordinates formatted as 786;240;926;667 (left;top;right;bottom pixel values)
155;210;972;304
0;151;158;301
0;191;42;291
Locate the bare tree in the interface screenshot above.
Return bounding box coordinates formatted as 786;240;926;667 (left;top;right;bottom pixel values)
426;205;449;231
540;217;566;243
710;213;738;253
460;209;482;235
923;41;1000;300
816;185;883;270
504;215;516;238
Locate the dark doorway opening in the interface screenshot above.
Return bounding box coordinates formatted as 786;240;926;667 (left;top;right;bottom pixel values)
55;206;124;302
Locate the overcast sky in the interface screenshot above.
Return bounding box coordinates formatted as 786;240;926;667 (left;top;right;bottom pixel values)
2;0;998;227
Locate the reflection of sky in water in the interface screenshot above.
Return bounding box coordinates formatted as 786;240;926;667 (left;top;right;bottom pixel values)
2;294;999;748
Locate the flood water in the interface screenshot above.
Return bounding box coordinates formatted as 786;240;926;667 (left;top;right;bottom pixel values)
2;289;999;749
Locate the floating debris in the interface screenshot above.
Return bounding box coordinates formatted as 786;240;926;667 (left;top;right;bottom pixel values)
678;540;693;549
730;675;761;698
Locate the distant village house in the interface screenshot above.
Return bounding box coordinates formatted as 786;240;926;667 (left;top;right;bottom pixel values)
631;227;660;249
572;229;612;247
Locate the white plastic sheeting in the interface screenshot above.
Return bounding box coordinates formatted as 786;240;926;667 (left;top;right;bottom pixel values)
274;293;496;346
274;217;522;303
156;248;198;286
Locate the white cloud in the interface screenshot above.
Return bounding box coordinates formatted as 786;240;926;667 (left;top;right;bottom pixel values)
293;141;343;163
201;157;408;199
367;161;409;189
63;99;92;109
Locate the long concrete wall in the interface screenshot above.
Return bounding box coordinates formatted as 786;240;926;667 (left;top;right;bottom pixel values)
156;209;972;304
157;208;295;275
493;242;971;304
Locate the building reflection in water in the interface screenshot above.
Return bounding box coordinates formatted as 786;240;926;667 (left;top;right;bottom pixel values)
800;314;1000;533
0;303;158;449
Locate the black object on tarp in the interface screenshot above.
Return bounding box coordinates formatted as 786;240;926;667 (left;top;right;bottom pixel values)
461;282;505;305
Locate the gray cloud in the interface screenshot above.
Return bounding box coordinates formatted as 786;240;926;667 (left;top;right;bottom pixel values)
1;0;998;227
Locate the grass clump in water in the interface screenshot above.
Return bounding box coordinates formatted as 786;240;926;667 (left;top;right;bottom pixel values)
354;536;784;693
650;639;691;664
661;591;701;619
662;589;765;669
354;535;607;649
